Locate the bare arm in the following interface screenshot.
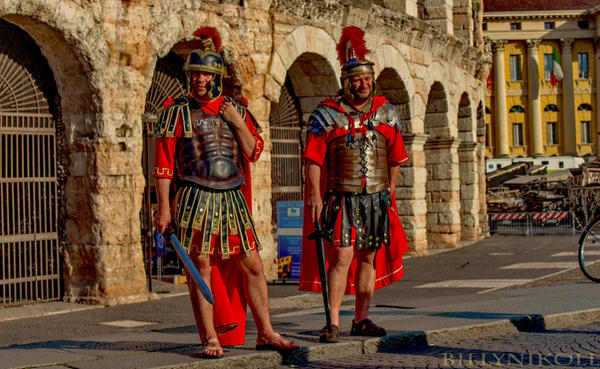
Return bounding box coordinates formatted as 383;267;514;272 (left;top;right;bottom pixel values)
389;164;400;195
154;177;172;233
306;161;323;222
219;99;256;157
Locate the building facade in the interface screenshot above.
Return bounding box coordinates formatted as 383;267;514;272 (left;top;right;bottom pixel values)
0;0;489;305
484;0;600;160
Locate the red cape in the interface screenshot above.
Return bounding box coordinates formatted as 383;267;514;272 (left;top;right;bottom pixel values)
299;96;408;294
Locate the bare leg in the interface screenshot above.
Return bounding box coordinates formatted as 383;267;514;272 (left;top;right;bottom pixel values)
326;246;354;326
187;248;222;357
353;249;376;322
235;250;297;347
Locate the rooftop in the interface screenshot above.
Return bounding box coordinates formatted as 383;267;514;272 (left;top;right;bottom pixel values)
484;0;600;12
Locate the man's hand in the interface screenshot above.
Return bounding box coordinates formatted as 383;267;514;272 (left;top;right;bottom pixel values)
307;192;323;223
306;161;323;222
154;207;171;234
219;98;245;128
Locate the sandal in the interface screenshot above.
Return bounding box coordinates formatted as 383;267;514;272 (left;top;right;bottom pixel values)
319;324;339;343
256;333;299;352
200;337;223;359
350;318;387;337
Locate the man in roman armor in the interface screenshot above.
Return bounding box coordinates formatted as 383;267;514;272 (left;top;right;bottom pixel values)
299;26;409;343
153;27;298;358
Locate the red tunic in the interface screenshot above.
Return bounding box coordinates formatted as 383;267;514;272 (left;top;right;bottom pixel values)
299;95;409;294
153;95;264;346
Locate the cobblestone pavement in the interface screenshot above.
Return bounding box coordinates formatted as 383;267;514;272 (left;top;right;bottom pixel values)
280;322;600;369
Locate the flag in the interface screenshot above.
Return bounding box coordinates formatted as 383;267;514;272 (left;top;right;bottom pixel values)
551;47;563;87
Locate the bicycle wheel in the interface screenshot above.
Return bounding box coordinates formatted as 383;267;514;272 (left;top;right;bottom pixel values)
578;216;600;283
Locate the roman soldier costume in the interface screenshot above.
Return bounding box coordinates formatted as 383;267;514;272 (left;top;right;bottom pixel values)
153;27;264;346
299;26;409;294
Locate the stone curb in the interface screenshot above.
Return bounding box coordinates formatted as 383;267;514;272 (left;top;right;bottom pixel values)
154;307;600;369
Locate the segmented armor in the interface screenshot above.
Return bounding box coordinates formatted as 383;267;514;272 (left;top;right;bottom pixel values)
309;101;402;194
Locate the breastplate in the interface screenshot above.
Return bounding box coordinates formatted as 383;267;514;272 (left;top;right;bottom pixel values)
176;109;244;190
327;130;389;194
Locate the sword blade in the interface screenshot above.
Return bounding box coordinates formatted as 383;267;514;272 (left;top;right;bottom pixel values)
314;221;332;330
169;234;214;305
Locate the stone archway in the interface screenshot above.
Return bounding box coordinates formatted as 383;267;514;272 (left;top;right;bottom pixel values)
269;52;337;222
0;19;62;305
457;92;480;241
266;25;339;104
424;81;460;248
376;67;426;251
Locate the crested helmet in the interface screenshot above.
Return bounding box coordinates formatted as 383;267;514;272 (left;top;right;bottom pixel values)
336;26;375;101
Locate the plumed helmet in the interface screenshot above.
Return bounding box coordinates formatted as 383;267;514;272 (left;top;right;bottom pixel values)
336;26;375;101
185;27;225;99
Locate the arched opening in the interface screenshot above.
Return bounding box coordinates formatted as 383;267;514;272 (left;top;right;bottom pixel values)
269;52;337;225
376;68;411;133
424;82;460;247
141;52;186;283
0;19;62;305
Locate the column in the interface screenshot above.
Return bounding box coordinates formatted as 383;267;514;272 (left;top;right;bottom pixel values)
561;38;577;155
493;40;509;157
527;40;544;156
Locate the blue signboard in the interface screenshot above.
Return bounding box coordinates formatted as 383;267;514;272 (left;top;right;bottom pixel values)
276;201;303;280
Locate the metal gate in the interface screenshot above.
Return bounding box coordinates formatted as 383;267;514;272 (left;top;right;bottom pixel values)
269;79;303;223
141;54;186;290
0;38;59;305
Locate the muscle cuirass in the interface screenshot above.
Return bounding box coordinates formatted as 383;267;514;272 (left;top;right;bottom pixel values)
176;109;244;190
327;130;389;194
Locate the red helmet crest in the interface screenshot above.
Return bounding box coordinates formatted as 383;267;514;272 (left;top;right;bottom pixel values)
193;27;222;53
336;26;370;67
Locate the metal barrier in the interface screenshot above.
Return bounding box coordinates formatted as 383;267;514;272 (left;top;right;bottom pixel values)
489;211;575;236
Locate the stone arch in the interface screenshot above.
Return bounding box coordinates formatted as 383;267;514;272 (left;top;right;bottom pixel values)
266;25;340;103
0;13;104;303
424;81;450;138
372;44;415;133
458;92;475;142
268;52;337;227
424;80;460;248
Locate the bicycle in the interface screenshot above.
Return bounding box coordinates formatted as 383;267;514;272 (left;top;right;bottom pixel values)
577;216;600;282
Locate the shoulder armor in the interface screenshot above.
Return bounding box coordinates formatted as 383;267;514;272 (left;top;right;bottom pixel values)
154;96;193;138
308;105;349;135
228;98;248;122
373;102;402;131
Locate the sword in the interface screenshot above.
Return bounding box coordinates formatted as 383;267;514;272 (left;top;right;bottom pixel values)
308;221;332;330
163;231;214;305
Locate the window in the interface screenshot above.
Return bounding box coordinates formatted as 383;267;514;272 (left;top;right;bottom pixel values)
510;55;521;81
482;23;487;31
578;53;589;78
544;22;555;30
581;121;591;144
513;123;524;146
544;54;553;80
578;103;593;111
509;105;525;113
578;20;589;29
547;122;558;145
510;23;521;30
559;162;564;168
544;104;559;112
